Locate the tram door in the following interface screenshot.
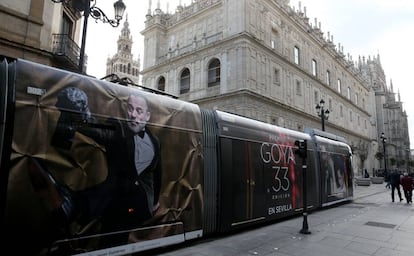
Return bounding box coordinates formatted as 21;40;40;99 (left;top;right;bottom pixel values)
218;138;266;232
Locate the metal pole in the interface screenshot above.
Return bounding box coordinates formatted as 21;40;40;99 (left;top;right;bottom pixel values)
321;109;325;131
300;160;311;234
383;140;387;173
295;140;311;235
78;1;91;73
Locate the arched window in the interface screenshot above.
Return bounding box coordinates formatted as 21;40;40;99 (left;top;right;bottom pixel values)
157;76;165;91
180;68;190;94
208;58;220;87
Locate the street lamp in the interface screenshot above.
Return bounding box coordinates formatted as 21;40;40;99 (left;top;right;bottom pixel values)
52;0;126;73
315;99;330;131
380;132;387;174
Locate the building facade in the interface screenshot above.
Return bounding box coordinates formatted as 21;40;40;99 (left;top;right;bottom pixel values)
141;0;411;174
0;0;87;73
105;16;140;84
0;0;410;174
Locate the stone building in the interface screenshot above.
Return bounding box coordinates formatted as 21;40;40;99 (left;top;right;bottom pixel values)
0;0;410;174
0;0;84;73
140;0;410;174
0;0;127;75
360;54;410;172
105;16;140;84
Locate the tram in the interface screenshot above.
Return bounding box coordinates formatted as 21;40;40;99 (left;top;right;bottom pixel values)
0;57;353;255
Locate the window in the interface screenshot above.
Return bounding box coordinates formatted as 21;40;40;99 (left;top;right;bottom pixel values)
326;70;331;85
355;93;358;105
294;46;300;65
347;87;351;99
337;79;342;93
273;68;280;85
314;91;318;102
271;28;278;50
208;58;220;87
61;13;73;37
180;68;190;94
340;105;343;117
57;13;74;54
312;59;317;77
157;76;165;91
296;80;302;95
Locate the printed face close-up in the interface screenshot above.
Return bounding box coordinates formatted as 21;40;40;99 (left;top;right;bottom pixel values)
126;95;150;133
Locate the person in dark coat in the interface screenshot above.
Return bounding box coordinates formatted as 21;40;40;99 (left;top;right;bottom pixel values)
389;170;403;202
364;169;369;178
400;172;413;204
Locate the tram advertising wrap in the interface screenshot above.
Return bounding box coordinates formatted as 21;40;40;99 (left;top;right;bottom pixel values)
0;57;353;255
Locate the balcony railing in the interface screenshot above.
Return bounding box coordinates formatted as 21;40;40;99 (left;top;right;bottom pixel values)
52;34;87;72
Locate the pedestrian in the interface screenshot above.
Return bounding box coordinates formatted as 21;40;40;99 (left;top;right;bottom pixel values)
390;170;403;202
384;170;391;189
400;172;413;204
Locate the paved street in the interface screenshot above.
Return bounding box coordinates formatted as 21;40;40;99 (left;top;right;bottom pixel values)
144;183;413;256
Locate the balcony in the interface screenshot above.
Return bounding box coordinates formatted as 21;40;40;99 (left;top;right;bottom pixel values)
52;34;87;73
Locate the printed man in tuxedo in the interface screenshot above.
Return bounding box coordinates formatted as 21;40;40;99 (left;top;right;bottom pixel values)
52;90;162;229
28;89;163;252
98;93;162;232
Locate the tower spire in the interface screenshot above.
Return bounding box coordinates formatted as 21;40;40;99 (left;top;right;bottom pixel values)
147;0;152;15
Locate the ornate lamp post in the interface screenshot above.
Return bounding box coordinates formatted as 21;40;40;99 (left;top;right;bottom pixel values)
315;99;330;131
380;132;387;173
52;0;126;73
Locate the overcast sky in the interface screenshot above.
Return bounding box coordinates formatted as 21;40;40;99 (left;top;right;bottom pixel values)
84;0;414;147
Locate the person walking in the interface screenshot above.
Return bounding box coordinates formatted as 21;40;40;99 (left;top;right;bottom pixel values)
390;170;403;202
364;168;369;178
384;170;391;189
400;172;413;204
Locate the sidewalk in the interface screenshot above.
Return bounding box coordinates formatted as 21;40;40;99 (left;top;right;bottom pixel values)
153;183;414;256
353;181;390;199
